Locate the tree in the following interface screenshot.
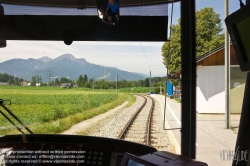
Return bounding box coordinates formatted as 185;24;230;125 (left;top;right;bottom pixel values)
138;79;144;87
77;75;83;87
119;79;128;88
83;74;88;87
36;75;39;83
55;78;60;85
85;82;92;88
31;76;36;86
14;77;19;86
39;75;42;84
60;77;69;84
196;7;224;56
8;79;13;85
162;7;224;86
144;78;150;87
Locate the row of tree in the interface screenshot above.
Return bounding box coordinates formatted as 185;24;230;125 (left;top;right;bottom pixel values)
0;73;167;92
67;74;166;90
31;75;42;86
74;74;167;89
0;73;25;85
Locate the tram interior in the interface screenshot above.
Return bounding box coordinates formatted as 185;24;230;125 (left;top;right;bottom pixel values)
0;0;250;165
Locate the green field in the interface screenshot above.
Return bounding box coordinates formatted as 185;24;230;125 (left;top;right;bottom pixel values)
0;86;135;135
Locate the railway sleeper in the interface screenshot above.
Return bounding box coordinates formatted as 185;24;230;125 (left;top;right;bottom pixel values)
125;133;146;138
124;138;146;144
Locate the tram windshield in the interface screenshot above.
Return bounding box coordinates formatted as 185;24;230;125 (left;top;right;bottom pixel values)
0;2;178;165
0;2;172;164
0;1;169;139
0;40;167;137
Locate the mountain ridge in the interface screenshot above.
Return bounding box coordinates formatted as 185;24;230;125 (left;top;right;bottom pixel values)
0;54;147;81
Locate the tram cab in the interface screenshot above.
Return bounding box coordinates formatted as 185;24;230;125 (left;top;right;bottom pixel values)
0;0;249;165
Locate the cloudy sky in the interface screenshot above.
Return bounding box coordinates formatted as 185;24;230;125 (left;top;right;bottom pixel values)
0;0;240;77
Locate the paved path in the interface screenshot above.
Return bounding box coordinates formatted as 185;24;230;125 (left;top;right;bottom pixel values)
151;94;240;166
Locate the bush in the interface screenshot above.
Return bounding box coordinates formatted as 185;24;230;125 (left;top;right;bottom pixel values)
153;87;160;94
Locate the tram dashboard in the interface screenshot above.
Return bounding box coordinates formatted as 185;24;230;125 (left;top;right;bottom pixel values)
0;134;207;166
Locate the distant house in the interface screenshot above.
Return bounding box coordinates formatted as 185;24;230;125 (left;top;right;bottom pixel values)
21;82;30;86
60;83;71;88
0;82;8;85
196;44;245;114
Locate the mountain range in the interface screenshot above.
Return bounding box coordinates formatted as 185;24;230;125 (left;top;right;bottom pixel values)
0;54;147;81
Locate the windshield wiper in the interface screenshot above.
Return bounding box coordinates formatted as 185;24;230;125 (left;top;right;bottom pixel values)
0;99;33;134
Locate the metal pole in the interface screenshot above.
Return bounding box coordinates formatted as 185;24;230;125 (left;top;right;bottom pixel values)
225;0;230;129
0;102;33;134
150;71;152;93
181;0;196;159
160;77;162;94
116;74;118;92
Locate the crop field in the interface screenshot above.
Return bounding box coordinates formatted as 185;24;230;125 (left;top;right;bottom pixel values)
0;86;135;135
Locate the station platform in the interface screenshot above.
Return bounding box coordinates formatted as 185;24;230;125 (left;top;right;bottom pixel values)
151;94;241;166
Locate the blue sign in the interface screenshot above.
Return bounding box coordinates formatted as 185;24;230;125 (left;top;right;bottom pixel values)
167;81;173;96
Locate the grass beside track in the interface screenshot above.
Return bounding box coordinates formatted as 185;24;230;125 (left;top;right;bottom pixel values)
0;87;135;135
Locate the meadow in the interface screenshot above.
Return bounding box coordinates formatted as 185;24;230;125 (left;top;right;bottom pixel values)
0;86;135;135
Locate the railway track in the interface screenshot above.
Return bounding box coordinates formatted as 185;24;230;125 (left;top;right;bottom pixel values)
92;94;171;151
118;95;154;145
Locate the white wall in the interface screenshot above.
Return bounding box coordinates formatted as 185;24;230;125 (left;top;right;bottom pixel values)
196;66;225;113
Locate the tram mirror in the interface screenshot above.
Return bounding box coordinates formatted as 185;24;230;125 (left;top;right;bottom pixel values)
225;4;250;72
63;32;74;45
97;0;120;25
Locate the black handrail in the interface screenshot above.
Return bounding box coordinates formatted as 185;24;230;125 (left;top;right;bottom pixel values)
0;99;34;134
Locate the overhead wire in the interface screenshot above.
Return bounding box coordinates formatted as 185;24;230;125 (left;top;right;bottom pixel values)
125;0;151;74
140;42;151;68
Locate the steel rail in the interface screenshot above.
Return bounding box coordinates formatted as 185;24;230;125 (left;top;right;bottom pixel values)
146;95;155;145
118;95;155;146
118;95;147;139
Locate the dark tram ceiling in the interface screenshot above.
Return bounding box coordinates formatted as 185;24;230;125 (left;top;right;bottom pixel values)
0;0;173;43
0;0;172;42
0;16;168;42
0;0;180;8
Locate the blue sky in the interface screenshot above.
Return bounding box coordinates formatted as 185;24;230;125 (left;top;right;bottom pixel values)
0;1;241;78
171;0;240;25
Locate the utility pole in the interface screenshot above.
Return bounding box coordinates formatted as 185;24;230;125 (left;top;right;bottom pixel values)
47;70;52;84
160;77;162;94
93;79;95;92
224;0;230;129
150;71;152;94
116;74;118;92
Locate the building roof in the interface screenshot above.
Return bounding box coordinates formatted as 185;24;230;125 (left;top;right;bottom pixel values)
196;44;238;66
196;45;225;63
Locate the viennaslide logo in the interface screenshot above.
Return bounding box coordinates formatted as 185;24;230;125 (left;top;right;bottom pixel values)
219;146;248;164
